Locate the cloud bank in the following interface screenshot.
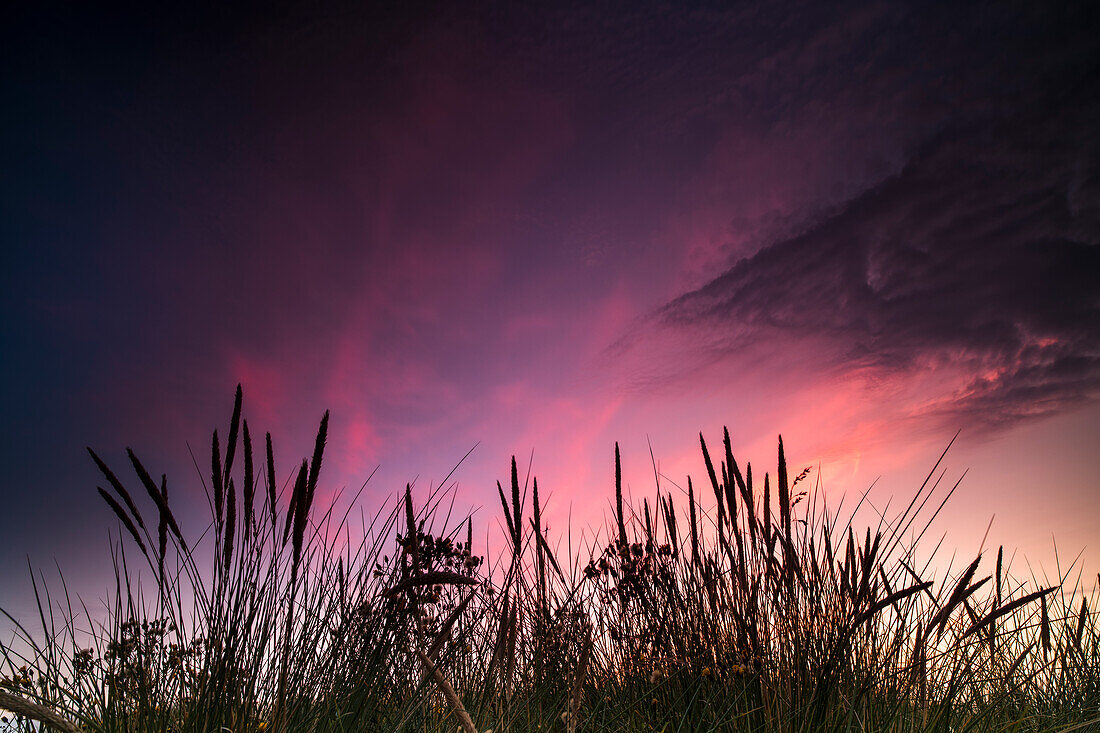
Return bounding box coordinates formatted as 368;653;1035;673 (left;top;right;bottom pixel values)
652;84;1100;434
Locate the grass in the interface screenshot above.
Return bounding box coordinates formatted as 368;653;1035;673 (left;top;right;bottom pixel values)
2;386;1098;732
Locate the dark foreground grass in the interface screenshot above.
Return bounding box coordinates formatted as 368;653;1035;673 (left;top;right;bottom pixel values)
2;387;1098;733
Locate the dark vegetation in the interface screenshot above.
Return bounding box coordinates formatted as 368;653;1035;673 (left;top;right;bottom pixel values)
2;387;1098;732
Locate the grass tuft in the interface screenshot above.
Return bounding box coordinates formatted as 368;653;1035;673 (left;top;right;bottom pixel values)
2;389;1098;733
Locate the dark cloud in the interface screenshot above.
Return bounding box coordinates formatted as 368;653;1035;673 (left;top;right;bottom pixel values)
657;68;1100;432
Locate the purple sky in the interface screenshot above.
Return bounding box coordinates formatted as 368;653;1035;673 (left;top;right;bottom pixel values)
2;1;1098;621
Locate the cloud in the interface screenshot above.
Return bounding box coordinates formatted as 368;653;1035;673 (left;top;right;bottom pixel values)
648;86;1100;434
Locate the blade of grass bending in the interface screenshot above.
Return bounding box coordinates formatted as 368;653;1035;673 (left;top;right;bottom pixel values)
880;432;959;562
913;471;967;551
908;431;960;519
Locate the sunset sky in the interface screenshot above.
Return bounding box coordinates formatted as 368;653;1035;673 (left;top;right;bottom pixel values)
2;1;1098;622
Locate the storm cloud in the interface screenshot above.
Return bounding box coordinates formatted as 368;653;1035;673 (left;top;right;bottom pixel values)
657;78;1100;432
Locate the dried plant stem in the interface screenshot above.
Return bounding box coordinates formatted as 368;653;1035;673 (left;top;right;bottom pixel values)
415;647;477;733
0;689;83;733
566;633;592;733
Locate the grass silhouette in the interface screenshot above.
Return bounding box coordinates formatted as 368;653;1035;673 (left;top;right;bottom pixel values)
2;387;1097;732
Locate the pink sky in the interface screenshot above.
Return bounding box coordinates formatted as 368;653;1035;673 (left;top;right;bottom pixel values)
3;2;1098;621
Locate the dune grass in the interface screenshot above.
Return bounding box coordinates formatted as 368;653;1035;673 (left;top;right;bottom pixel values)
2;386;1098;732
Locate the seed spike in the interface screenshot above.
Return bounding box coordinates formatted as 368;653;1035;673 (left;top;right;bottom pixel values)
497;480;515;549
722;459;738;535
615;443;627;548
212;429;224;527
688;478;700;567
700;433;725;525
243;420;255;535
732;430;757;549
404;483;419;573
290;460;309;571
778;435;790;542
157;474;168;581
266;433;277;532
135;458;187;553
88;448;146;531
961;587;1059;640
510;455;522;553
224;384;243;483
996;546;1003;605
1074;598;1088;651
224;478;236;575
763;471;772;554
97;487;149;560
306;410;329;512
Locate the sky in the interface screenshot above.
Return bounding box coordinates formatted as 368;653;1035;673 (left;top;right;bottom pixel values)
2;1;1098;627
